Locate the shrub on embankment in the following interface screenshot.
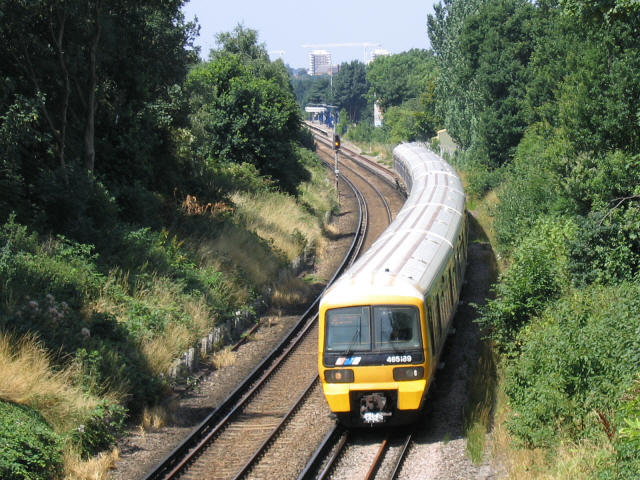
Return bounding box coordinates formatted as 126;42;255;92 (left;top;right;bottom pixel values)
0;152;334;477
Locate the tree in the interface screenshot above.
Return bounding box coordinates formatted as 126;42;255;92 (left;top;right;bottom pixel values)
428;0;535;166
332;60;368;122
0;0;198;231
366;49;436;111
186;27;309;194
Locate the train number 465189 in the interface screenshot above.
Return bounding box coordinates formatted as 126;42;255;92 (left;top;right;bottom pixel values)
386;355;412;363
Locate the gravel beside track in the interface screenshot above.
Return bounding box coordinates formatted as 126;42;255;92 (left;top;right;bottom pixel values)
326;431;388;480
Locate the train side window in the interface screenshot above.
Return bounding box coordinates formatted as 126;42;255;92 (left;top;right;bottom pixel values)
436;293;444;338
439;291;448;332
425;298;436;356
449;265;456;306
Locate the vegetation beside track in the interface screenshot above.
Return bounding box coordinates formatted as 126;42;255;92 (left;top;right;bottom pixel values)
338;2;640;475
0;13;335;479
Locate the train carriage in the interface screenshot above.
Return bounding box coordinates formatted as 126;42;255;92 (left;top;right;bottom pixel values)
318;142;467;426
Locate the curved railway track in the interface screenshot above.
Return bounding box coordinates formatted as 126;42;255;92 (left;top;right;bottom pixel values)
143;130;397;480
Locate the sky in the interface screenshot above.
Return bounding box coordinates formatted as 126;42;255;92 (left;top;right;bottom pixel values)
181;0;439;69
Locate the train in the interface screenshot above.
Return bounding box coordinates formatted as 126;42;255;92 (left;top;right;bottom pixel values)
317;142;467;426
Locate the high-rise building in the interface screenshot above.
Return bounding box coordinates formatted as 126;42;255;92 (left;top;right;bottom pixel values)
308;50;331;76
368;48;391;64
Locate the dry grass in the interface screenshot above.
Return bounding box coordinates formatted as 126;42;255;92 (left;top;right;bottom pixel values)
270;270;313;312
141;404;169;431
353;141;394;166
211;347;237;369
140;323;192;376
95;272;216;377
63;447;119;480
195;223;280;289
0;331;100;432
232;191;325;262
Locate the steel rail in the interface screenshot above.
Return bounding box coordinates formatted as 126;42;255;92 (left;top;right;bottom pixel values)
143;146;367;480
231;375;319;480
365;437;390;480
316;430;350;480
315;139;391;224
229;151;373;480
308;123;405;196
389;432;413;480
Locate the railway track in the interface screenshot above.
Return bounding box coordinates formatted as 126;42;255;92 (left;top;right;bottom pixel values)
143;131;397;480
306;122;403;193
297;427;413;480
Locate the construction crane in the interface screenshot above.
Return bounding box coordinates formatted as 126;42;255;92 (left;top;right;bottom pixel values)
301;42;382;64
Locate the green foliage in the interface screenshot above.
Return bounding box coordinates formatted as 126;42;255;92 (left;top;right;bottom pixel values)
213;24;268;61
493;124;573;248
568;203;640;286
291;75;331;107
0;215;102;310
429;0;536;165
366;49;437;111
0;400;63;480
336;109;349;136
345;121;390;144
477;216;576;351
383;95;439;143
449;147;503;198
186;43;309;193
332;60;368;123
36;167;120;246
563;151;640;214
608;378;640;478
0;93;46;223
72;400;127;458
505;283;640;448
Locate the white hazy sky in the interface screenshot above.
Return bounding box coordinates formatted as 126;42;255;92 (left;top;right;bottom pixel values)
181;0;439;69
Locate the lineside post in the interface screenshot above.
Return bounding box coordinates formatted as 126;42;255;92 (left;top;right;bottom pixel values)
333;134;341;203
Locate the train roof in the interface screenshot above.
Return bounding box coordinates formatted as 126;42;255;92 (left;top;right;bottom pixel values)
320;142;465;307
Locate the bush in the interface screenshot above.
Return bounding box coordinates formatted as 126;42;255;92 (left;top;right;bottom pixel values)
0;216;103;310
36;166;119;246
492;124;573;248
505;283;640;448
477;216;576;351
0;400;63;480
569;203;640;286
345;121;390;144
72;400;127;458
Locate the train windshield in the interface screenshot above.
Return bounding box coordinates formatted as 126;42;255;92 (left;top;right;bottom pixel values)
325;305;421;352
325;306;371;352
373;306;421;351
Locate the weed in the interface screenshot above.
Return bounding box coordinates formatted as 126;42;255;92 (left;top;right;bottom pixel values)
212;347;237;370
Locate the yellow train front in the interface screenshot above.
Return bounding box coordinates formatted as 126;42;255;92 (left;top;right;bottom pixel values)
318;142;467;426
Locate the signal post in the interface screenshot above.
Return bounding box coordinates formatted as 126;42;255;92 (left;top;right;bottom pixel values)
333;134;340;202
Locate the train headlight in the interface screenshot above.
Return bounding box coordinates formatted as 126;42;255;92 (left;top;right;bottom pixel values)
325;369;354;383
393;366;424;381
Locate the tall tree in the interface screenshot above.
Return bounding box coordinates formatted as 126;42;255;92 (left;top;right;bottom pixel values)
429;0;535;166
366;49;436;111
332;60;368;122
0;0;198;226
186;26;309;194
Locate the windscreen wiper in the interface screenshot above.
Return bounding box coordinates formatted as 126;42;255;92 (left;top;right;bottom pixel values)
342;326;361;356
